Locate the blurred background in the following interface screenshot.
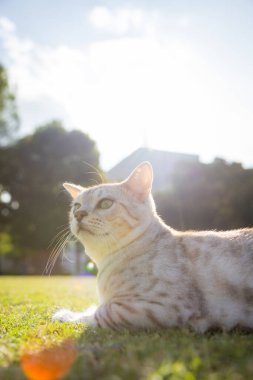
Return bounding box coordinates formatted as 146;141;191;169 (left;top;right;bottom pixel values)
0;0;253;274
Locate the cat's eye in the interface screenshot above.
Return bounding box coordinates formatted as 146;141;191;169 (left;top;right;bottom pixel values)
97;198;114;210
73;202;81;212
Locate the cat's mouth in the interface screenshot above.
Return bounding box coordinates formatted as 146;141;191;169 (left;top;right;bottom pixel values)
76;223;95;236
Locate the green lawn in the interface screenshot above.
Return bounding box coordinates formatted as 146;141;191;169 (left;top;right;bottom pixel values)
0;277;253;380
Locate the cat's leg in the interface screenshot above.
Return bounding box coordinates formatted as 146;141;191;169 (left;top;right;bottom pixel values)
53;301;166;330
96;301;169;329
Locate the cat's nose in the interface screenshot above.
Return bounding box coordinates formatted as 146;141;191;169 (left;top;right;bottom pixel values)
74;209;88;222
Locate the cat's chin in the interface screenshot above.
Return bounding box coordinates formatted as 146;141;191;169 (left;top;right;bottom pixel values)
78;225;96;236
71;223;95;237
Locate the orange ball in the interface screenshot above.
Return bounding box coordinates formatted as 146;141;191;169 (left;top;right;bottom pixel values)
21;339;77;380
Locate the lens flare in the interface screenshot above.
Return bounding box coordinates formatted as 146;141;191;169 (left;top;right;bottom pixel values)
21;339;77;380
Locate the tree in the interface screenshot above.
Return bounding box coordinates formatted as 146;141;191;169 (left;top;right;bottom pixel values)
155;159;253;231
0;63;19;144
0;121;101;259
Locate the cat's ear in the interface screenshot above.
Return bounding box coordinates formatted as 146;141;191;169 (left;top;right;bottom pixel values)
63;183;83;199
122;161;153;201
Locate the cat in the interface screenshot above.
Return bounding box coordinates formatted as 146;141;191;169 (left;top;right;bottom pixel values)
53;162;253;332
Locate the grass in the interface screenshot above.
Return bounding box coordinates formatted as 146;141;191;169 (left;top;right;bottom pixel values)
0;276;253;380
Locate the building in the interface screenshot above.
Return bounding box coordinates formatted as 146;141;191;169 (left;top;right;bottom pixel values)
107;147;199;192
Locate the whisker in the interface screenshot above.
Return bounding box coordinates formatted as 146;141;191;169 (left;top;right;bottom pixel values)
62;250;76;264
45;237;70;275
47;230;70;261
55;223;70;231
82;160;106;184
61;240;81;266
88;177;100;186
44;232;72;275
48;226;70;249
49;234;71;265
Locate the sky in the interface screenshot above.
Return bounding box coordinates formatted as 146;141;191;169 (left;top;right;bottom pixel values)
0;0;253;170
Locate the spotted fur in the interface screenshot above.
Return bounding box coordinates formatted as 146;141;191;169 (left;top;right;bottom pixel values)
53;162;253;332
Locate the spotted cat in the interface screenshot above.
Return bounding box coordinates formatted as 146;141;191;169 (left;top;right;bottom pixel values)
53;162;253;331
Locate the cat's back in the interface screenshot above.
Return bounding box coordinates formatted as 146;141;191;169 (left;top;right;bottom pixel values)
175;227;253;268
169;227;253;289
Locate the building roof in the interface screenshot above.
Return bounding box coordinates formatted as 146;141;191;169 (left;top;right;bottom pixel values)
107;147;199;192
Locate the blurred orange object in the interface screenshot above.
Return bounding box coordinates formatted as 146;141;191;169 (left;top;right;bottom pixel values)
21;339;77;380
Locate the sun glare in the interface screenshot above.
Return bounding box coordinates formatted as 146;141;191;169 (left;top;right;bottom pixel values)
64;36;226;168
1;4;253;169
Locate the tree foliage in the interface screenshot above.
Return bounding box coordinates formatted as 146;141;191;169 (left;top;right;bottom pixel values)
1;120;253;271
0;121;101;255
0;63;19;144
155;158;253;231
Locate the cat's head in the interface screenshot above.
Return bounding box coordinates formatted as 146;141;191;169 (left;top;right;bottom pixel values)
64;162;156;265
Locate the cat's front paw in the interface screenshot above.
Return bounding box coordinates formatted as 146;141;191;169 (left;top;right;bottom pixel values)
52;308;79;323
52;305;98;326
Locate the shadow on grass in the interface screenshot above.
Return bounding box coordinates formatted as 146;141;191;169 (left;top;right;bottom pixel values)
64;327;253;380
1;327;253;380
